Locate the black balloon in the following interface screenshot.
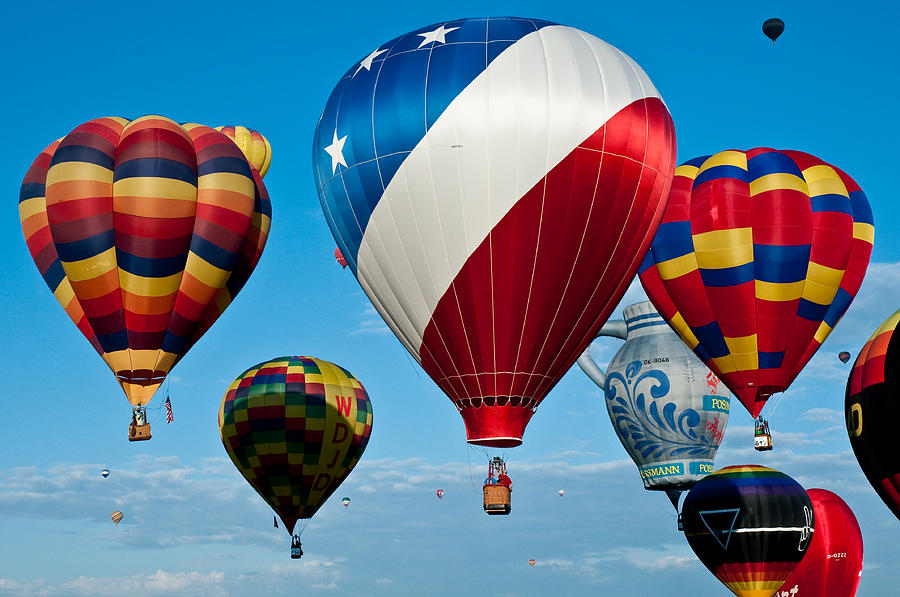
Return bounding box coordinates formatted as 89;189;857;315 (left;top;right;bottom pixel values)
845;310;900;520
682;465;813;596
763;18;785;43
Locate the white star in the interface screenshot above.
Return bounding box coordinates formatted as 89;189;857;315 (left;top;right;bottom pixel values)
324;130;348;174
354;47;388;76
417;25;459;48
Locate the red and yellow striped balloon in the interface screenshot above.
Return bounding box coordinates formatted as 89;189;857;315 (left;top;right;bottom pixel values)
640;148;873;419
19;115;272;409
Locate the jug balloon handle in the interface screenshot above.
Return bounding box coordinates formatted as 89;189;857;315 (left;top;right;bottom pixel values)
576;320;628;389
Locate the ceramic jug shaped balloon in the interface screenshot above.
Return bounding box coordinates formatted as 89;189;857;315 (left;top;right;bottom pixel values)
578;301;730;506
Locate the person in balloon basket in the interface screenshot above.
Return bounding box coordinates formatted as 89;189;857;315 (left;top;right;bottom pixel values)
496;472;512;491
291;535;303;559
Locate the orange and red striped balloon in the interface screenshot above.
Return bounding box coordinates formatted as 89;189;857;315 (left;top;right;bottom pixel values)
19;115;272;409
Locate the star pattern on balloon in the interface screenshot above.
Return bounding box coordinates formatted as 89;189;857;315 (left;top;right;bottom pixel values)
417;25;458;48
354;47;388;76
324;130;348;174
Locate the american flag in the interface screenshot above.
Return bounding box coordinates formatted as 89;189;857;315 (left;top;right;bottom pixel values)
165;396;174;424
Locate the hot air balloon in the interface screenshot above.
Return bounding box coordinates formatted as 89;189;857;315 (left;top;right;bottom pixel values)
110;511;124;526
341;497;351;508
639;149;873;450
839;351;852;364
577;301;730;508
334;247;347;269
436;489;444;499
313;17;676;451
763;18;785;43
219;356;373;558
846;309;900;520
558;489;565;498
215;125;272;177
681;465;814;597
781;488;863;597
19;116;272;441
529;559;536;567
100;469;110;478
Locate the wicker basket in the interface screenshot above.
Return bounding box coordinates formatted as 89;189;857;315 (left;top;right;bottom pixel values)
483;484;511;515
129;423;152;442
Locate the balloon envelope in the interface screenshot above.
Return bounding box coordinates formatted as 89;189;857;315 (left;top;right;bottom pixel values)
781;488;863;597
762;18;785;43
100;469;110;478
19;116;272;409
529;559;536;567
846;309;900;520
219;356;373;534
313;17;676;447
341;497;351;508
334;247;347;268
579;302;730;496
215;125;272;177
640;149;873;420
436;489;444;499
558;489;564;497
110;511;123;526
839;351;851;363
681;465;814;597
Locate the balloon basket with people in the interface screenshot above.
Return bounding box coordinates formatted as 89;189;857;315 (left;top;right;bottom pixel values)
483;457;512;516
128;406;151;442
754;416;773;451
290;535;303;560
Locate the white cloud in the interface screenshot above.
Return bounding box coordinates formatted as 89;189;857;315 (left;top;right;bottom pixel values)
800;408;844;424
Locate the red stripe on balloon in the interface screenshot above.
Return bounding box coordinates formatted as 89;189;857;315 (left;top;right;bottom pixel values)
420;98;675;445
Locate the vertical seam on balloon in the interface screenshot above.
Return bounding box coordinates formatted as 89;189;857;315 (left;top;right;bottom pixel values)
759;150;808;413
535;37;627;400
487;16;497;402
521;27;594;402
531;31;647;401
509;25;553;407
424;28;486;404
112;119;141;405
550;49;653;395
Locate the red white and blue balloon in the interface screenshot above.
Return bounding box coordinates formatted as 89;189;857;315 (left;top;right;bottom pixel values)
313;17;676;447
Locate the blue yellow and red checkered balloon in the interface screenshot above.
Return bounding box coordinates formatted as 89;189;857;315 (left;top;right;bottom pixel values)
219;356;374;534
639;148;873;420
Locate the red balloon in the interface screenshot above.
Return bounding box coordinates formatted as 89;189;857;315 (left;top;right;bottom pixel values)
781;488;863;597
334;247;347;268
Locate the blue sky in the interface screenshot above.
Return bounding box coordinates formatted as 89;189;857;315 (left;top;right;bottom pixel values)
1;0;898;595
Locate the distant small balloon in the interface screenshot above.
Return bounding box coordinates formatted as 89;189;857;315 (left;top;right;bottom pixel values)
763;18;784;43
529;559;536;567
335;247;348;269
558;489;565;497
341;497;351;508
100;469;110;478
110;511;124;526
436;489;444;499
839;351;852;364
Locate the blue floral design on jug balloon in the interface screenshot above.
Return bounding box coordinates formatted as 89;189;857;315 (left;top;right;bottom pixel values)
605;360;711;460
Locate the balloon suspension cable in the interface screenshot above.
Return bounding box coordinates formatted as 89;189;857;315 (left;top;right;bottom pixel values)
297;518;311;536
402;349;423;381
466;444;480;494
762;392;785;425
